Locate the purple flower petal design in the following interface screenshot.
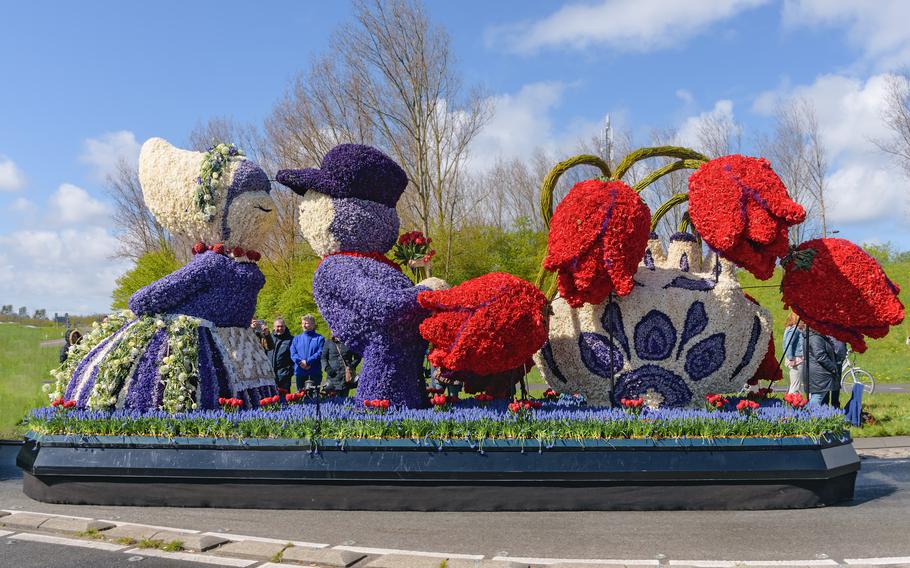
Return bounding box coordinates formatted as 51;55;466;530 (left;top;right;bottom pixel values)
633;309;676;361
611;365;693;407
676;301;708;359
600;302;630;359
579;332;625;379
684;333;726;381
729;316;762;382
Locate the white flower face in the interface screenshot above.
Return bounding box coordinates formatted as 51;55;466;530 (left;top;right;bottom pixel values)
297;192;341;256
535;237;773;407
224;190;276;251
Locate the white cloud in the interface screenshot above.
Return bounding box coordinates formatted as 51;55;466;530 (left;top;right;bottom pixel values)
48;183;112;226
9;197;35;213
80;130;140;181
0;156;26;191
755;73;909;225
783;0;910;70
675;89;695;106
490;0;766;53
0;227;129;315
468;82;572;171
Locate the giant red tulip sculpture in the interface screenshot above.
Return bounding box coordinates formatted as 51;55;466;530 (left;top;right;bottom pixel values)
543;179;651;307
688;155;806;280
781;238;905;352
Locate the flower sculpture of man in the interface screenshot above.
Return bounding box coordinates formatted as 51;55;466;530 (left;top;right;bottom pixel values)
52;138;278;412
277;145;448;407
278;145;549;407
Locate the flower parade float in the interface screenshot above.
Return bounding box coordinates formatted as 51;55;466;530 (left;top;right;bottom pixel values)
18;142;903;511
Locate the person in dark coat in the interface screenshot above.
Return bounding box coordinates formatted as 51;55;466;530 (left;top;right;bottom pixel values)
58;329;82;364
321;335;361;398
805;329;840;407
259;318;295;394
830;337;848;408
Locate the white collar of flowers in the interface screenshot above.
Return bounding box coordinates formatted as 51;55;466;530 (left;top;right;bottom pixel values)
194;142;244;222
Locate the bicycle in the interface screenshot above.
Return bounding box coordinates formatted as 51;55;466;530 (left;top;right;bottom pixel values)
841;348;875;395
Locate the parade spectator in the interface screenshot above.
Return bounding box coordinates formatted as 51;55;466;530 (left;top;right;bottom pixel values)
257;318;294;394
782;311;805;394
805;328;839;407
251;319;270;351
59;329;82;364
321;335;361;397
291;314;325;391
830;336;848;408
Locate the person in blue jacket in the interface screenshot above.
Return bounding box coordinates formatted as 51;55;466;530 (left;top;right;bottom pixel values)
291;314;325;391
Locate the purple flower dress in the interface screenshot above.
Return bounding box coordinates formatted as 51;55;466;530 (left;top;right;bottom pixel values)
63;251;278;411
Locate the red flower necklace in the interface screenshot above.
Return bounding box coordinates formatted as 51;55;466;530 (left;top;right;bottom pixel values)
192;241;261;262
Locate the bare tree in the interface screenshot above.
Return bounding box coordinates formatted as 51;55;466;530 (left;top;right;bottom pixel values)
105;159;171;259
802;99;828;237
697;109;742;158
877;73;910;179
757;97;827;242
266;0;491;251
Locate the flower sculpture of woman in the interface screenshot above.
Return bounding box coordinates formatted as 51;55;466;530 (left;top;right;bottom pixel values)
52;138;278;412
277;145;549;407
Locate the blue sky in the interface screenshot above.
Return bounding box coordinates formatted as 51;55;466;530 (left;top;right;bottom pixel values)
1;0;908;314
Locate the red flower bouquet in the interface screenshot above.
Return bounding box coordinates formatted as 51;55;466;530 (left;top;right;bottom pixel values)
417;272;548;376
688;155;806;280
781;238;905;352
393;230;435;281
543;179;651;307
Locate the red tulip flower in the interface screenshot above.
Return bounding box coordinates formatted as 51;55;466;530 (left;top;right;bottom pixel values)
688;155;806;280
418;272;548;376
782;238;904;352
192;241;207;255
544;179;651;307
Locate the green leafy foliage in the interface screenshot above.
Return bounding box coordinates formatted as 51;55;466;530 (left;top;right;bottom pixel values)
255;248;326;335
434;217;547;285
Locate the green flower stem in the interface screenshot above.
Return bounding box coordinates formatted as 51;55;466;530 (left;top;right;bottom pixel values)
679;211;692;233
633;159;706;194
612;146;709;183
650;193;690;232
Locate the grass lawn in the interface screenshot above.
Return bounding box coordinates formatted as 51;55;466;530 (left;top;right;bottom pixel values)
0;322;63;438
851;391;910;438
740;260;910;384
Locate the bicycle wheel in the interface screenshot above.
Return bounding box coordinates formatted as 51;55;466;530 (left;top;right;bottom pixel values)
841;368;875;395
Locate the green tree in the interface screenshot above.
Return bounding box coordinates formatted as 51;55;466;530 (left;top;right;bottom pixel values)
256;248;327;335
111;248;182;310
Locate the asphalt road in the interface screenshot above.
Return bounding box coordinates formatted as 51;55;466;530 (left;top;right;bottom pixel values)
0;539;204;568
2;445;909;563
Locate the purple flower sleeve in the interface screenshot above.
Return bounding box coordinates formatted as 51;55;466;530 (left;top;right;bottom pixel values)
128;252;222;316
